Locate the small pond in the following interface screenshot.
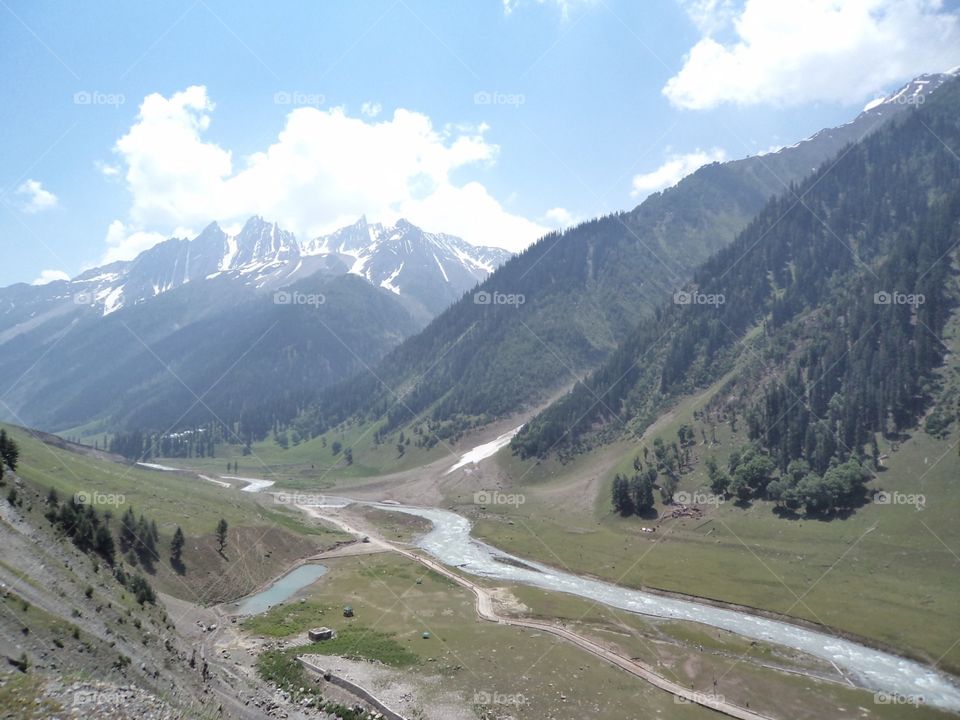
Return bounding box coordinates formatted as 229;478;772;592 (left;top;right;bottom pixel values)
234;563;328;615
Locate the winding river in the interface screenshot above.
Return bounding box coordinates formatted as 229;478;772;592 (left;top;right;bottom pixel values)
138;461;960;712
368;502;960;714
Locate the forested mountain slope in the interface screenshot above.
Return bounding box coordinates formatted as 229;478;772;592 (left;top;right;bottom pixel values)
513;78;960;490
0;273;421;436
295;75;951;443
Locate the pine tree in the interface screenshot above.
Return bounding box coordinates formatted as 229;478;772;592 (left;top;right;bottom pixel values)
215;519;228;553
611;474;634;516
119;508;136;551
0;430;19;470
170;527;185;566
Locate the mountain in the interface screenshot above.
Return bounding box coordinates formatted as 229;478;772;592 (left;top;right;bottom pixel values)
1;216;508;327
292;72;958;446
0;216;507;434
0;272;423;435
513;75;960;467
303;216;510;317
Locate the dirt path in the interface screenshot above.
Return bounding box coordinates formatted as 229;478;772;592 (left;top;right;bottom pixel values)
297;505;775;720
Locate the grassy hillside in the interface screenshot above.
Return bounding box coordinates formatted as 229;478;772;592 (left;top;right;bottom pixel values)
468;252;960;678
1;424;346;602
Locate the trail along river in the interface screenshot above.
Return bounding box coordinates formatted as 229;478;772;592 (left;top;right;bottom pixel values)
363;501;960;713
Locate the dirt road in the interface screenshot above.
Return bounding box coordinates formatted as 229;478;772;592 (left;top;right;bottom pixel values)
297;504;774;720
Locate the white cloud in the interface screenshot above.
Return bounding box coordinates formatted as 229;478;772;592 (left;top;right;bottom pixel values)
101;220;170;265
105;85;546;259
680;0;738;33
360;101;382;118
631;148;727;198
114;86;232;233
95;160;121;177
16;179;58;213
665;0;960;109
31;269;70;285
543;206;580;228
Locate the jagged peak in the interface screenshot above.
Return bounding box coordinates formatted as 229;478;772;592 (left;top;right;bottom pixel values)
861;71;957;113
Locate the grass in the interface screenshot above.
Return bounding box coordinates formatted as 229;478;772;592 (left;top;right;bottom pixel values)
2;424;346;603
150;418;456;489
6;425;283;535
242;552;725;720
473;312;960;677
293;627;419;667
0;674;62;719
242;599;332;637
351;506;434;544
241;550;956;719
501;586;959;720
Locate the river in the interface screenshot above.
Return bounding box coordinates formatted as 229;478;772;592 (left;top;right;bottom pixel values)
369;502;960;714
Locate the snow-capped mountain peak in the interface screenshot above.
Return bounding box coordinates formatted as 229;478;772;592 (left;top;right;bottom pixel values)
861;71;958;113
304;218;511;315
9;216;511;322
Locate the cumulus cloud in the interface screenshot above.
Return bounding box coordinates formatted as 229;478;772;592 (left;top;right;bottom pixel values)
31;269;70;285
665;0;960;109
631;148;727;198
101;220;171;265
681;0;738;33
16;179;58;213
105;85;546;260
543;206;580;228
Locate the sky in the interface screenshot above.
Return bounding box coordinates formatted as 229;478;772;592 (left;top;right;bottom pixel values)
2;0;959;287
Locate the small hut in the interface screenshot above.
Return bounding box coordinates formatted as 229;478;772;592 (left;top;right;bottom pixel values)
308;627;335;642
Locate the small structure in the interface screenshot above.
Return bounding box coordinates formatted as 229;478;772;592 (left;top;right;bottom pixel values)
421;631;431;640
343;606;354;618
308;627;335;642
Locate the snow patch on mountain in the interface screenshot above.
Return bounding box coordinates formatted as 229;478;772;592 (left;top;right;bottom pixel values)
5;215;511;321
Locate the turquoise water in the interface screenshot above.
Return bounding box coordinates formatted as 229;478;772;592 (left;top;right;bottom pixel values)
235;563;328;615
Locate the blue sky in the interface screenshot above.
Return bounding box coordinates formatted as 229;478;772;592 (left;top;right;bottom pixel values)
2;0;959;286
